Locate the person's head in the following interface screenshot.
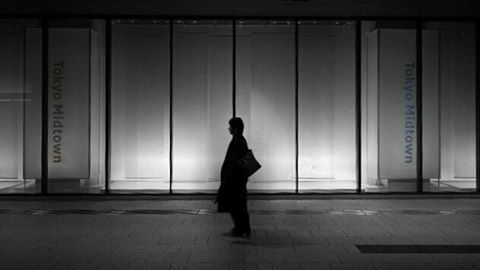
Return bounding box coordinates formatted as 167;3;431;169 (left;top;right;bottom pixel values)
228;117;244;135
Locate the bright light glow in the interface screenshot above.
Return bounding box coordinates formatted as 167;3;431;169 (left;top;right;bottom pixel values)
171;22;232;191
110;23;170;187
237;23;295;191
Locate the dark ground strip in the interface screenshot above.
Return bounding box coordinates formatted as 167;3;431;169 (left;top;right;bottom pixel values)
0;209;479;215
356;245;480;253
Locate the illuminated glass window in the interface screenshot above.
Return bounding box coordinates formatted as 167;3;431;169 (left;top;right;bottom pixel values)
2;17;477;195
422;22;476;192
110;20;170;193
172;20;233;192
298;21;356;192
0;20;42;193
48;19;106;193
236;20;296;192
361;21;418;192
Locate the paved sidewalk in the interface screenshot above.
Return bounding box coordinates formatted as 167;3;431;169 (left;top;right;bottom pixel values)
0;197;480;270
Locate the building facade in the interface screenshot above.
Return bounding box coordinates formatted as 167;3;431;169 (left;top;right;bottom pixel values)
0;0;479;194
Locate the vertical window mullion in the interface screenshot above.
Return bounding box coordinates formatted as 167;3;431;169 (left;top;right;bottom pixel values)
295;20;299;194
105;19;112;194
233;19;236;118
169;19;174;195
416;20;424;193
476;20;480;193
355;20;362;193
41;18;49;195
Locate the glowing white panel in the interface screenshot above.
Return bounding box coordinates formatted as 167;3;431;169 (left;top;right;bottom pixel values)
365;27;379;184
0;103;20;179
0;27;23;179
0;26;23;94
89;23;106;186
0;21;41;193
90;29;101;178
172;22;232;191
364;28;425;187
445;30;475;179
237;22;295;190
377;29;417;179
111;23;170;190
363;26;420;192
298;23;356;191
24;28;42;179
48;28;90;179
422;29;441;180
435;24;475;182
422;23;476;192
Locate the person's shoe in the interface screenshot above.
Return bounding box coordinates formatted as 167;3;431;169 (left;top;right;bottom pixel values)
222;228;251;239
241;231;251;239
232;229;251;239
243;229;251;239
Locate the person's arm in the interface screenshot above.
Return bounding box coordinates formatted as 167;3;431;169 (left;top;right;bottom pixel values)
232;137;249;178
232;137;248;161
239;138;248;157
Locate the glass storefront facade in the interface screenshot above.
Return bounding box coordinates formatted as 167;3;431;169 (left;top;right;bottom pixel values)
236;20;296;192
422;22;477;192
298;20;356;192
0;18;478;194
361;20;419;192
110;20;170;193
47;19;106;193
0;19;42;193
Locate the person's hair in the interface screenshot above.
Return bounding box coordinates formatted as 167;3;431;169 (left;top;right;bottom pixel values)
229;117;244;134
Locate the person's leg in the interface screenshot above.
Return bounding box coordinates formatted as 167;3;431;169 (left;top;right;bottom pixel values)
230;211;241;233
229;209;251;237
238;209;250;235
237;190;250;235
225;185;250;237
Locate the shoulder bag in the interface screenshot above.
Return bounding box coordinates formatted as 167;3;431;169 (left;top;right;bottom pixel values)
236;149;261;178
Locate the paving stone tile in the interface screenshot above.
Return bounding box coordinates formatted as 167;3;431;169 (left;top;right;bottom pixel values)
425;263;480;270
188;252;244;263
294;244;347;253
257;262;303;270
244;253;285;262
227;263;258;270
53;262;103;270
336;253;384;263
180;244;231;253
0;263;54;270
126;262;171;270
329;262;375;270
283;252;340;263
96;262;131;270
376;254;439;263
230;243;257;253
170;262;226;270
370;263;434;270
430;254;480;264
146;253;190;263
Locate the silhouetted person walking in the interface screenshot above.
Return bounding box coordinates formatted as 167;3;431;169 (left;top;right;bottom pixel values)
216;117;251;238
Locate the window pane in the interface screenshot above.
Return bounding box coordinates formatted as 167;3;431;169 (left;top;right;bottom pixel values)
423;22;476;192
237;21;295;192
111;20;170;192
298;21;356;192
361;21;417;192
172;20;232;192
48;19;106;193
0;20;42;193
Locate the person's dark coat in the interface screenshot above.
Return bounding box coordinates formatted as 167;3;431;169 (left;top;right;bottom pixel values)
216;134;248;213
